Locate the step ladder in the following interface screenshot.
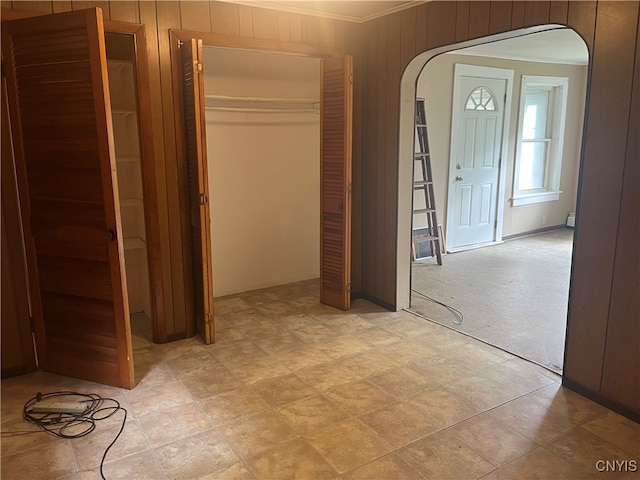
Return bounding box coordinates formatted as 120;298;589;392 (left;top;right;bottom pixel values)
412;98;443;265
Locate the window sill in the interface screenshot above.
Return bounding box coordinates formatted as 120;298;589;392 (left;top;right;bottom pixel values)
511;191;561;206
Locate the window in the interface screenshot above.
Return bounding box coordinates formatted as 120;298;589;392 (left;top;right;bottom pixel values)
512;75;569;206
465;87;497;111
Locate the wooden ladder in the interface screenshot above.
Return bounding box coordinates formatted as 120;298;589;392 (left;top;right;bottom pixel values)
412;98;443;265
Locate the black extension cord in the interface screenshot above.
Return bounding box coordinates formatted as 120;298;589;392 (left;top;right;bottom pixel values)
411;288;464;325
21;391;127;480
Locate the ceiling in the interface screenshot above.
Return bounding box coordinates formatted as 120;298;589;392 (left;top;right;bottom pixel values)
221;2;588;65
221;1;425;23
454;29;589;65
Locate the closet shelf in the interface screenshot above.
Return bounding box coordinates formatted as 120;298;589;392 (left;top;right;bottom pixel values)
124;237;146;251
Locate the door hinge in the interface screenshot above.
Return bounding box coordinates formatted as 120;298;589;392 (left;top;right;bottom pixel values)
503;93;506;103
346;283;351;292
206;313;213;324
348;183;352;193
199;192;208;205
196;61;203;73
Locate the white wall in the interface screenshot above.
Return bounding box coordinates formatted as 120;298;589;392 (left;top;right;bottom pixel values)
203;47;320;297
417;53;587;238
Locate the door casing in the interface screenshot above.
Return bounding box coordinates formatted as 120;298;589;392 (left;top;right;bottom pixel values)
445;64;514;251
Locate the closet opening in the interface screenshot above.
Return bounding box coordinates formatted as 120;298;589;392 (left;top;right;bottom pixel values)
105;31;156;347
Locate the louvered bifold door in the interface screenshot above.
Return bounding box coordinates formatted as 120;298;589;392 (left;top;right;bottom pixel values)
180;38;215;344
320;56;353;310
2;9;135;389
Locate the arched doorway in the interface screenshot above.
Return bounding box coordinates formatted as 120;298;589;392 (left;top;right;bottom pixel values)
397;25;588;373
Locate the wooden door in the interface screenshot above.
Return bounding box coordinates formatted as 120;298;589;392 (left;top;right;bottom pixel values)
180;38;215;344
320;56;353;310
2;8;134;389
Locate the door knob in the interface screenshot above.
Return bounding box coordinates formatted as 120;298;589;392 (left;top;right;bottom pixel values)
107;229;117;241
455;176;464;182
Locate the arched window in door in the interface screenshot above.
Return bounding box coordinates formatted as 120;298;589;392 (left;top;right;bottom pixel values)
465;87;497;111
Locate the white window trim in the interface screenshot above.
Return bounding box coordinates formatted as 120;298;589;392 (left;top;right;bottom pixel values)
512;75;569;206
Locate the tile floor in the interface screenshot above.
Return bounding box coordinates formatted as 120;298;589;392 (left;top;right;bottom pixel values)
410;229;574;373
2;279;639;479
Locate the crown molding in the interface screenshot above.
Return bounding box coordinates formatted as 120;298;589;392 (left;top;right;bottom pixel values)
215;0;427;24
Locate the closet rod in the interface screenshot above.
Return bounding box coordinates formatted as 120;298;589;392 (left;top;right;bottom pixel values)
205;106;319;113
204;94;320;104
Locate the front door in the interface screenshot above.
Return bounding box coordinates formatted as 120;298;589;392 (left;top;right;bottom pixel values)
2;8;135;389
446;65;512;250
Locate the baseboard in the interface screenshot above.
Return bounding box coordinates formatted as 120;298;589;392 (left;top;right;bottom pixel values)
502;224;570;241
562;377;640;424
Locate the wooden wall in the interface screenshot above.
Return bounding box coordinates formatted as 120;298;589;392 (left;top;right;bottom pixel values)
1;0;363;340
359;0;639;419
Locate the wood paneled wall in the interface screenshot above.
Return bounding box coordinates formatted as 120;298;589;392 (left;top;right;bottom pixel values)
3;0;638;418
359;0;639;418
1;0;362;340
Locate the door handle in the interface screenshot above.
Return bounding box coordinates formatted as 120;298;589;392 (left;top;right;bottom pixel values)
107;229;117;241
455;176;464;182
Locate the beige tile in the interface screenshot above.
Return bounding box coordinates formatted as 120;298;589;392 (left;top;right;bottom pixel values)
220;412;299;458
354;326;404;347
489;386;587;445
296;362;362;391
101;450;166;480
199;461;256;479
581;410;640;457
446;372;523;410
138;401;215;449
251;374;317;407
447;412;538;466
546;426;640;477
125;372;193;417
155;428;239;479
376;340;437;365
307;418;393;474
383;316;439;337
209;340;270;369
199;387;270;427
72;418;147;471
250;329;308;354
277;394;350;437
291;323;338;344
271;345;334;371
341;453;423;480
339;350;401;378
0;415;61;458
270;312;323;331
214;327;247;345
407;355;468;387
369;366;431;399
326;380;397;416
359;401;440;449
399;430;496;480
313;336;371;360
484;447;592;480
1;440;76;479
227;354;292;384
315;313;375;335
179;366;245;400
246;438;338;480
408;387;482;429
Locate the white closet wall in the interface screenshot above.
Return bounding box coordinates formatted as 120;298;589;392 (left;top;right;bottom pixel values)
203;47;321;297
